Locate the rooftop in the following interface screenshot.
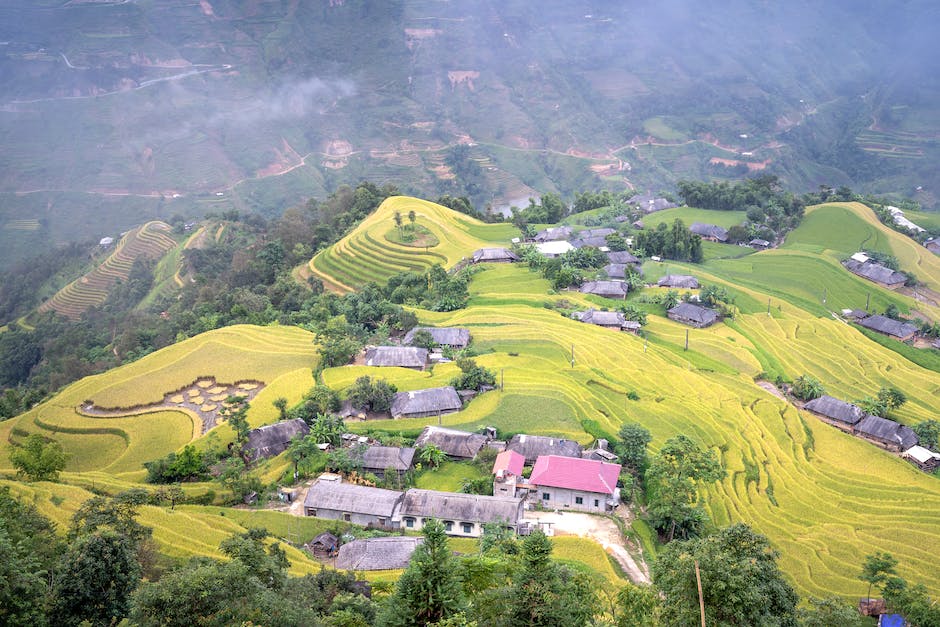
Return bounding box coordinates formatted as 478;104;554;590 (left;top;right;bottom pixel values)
803;395;866;425
390;386;462;417
493;449;525;476
857;315;919;339
364;346;429;368
403;326;471;347
414;426;490;459
658;274;700;289
529;455;620;495
354;446;417;472
507;434;583;463
335;536;423;570
304;481;403;517
398;489;523;525
668;302;719;325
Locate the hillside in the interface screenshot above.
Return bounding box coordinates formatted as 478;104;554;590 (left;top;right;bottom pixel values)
309;195;518;292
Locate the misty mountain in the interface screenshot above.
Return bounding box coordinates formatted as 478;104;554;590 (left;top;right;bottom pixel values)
0;0;938;267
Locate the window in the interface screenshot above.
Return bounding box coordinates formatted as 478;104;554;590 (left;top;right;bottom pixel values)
308;509;317;517
542;492;550;501
594;499;599;508
343;513;351;522
575;496;583;505
405;518;415;528
462;522;474;534
444;521;454;532
378;518;386;526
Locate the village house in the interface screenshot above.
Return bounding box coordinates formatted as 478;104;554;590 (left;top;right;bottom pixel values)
903;445;940;472
395;489;525;537
390;386;463;419
533;226;573;242
243;419;309;462
667;302;719;328
603;263;631;279
403;326;471;350
571;308;641;332
507;433;583;465
529;455;621;513
657;274;700;289
580;280;628;299
569;236;610;250
802;395;866;432
606;250;641;265
575;227;616;240
925;238;940;255
856;315;919;342
582;439;620;463
351;445;416;480
364;346;429;370
303;476;404;527
843;259;907;289
853;415;918;452
414;425;491;460
492;450;526;498
690;222;729;242
535;240;575;258
841;308;869;321
335;536;423;571
305;532;339;558
627;192;677;213
749;238;771;249
471;247;519;263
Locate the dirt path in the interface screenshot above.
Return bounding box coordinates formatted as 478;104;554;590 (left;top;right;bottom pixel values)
525;509;650;584
756;380;785;400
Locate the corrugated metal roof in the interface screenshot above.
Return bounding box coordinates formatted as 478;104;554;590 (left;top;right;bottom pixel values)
472;248;519;262
493;450;525;476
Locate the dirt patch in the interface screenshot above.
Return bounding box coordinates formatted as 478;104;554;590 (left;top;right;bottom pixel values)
199;0;215;16
756;380;785;400
709;157;770;171
448;71;480;91
323;139;353;157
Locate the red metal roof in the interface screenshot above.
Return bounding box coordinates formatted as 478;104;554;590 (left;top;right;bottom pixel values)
492;450;525;476
529;455;620;495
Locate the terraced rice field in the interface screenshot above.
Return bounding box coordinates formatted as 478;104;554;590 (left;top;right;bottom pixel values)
38;221;180;319
309;196;518;292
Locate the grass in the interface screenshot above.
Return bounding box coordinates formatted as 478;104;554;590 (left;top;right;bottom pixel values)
640;207;747;230
384;223;440;248
414;461;488;492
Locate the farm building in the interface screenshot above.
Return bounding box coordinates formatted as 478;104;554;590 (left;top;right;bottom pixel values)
607;250;640;265
925;239;940;255
627;193;677;213
535;240;575;257
903;445;940;472
529;455;621;513
395;489;524;537
690;222;729;242
335;537;423;570
492;449;525;477
841;309;869;320
390;386;463;419
351;446;416;480
854;415;919;452
303;477;404;527
402;326;471;350
580;280;628;299
575;228;616;240
305;532;339;558
582;443;620;463
571;308;640;332
507;434;583;464
493;450;527;498
471;248;519;263
569;236;609;250
749;238;771;249
667;302;719;328
414;426;491;460
533;226;573;242
364;346;429;369
843;259;907;289
887;206;926;233
243;419;309;462
657;274;700;289
802;395;866;431
603;263;632;279
856;315;919;342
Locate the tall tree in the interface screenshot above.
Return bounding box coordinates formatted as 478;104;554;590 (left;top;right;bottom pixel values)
378;518;464;626
9;433;68;482
912;419;940;451
792;374;825;401
859;551;898;605
617;422;652;476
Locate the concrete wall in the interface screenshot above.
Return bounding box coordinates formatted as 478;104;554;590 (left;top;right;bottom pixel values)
304;506;395;528
534;486;614;513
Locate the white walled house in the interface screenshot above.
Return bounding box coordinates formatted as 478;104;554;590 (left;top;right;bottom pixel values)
529;455;621;513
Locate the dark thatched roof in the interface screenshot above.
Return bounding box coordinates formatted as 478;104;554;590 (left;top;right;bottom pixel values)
569;236;610;249
472;248;519;263
803;395;866;425
749;239;771;248
414;426;489;459
572;308;627;328
857;315;918;339
308;532;338;550
576;228;616;239
690;222;729;242
843;259;907;286
607;250;640;264
244;419;309;461
627;193;677;213
580;280;628;298
604;263;629;279
533;226;573;242
507;434;583;464
855;415;919;450
397;489;523;525
390;387;462;417
667;302;719;326
335;537;422;570
402;327;471;348
353;446;416;472
364;346;428;368
658;274;700;289
303;481;403;517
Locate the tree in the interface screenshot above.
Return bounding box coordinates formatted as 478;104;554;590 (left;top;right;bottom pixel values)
912;419;940;451
877;386;907;418
50;530;142;626
418;444;447;468
617;422;652;476
883;577;940;627
798;597;868;627
219;528;289;591
310;412;346;447
449;358;496;391
316;315;362;368
394;211;403;238
273;397;288;421
653;523;798;627
613;583;661;627
661;289;680;310
217;457;262;502
645;435;725;542
287;434;322;478
859;551;898;605
410;329;437;350
791;374;825;401
378;518;465;626
219;395;251;450
408;210;417;228
9;433;67;481
347;376;397;413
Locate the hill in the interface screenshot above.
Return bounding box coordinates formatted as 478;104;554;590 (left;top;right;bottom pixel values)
309;196;517;292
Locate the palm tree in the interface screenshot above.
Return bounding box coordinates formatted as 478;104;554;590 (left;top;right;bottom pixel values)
418;444;446;468
393;211;403;238
407;209;417;231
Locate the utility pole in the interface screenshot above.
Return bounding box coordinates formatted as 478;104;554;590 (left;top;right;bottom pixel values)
685;329;689;351
767;298;771;317
571;343;575;367
866;292;871;312
500;368;504;391
695;560;706;627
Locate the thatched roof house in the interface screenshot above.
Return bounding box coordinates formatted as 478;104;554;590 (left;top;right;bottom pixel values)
533;226;573;242
658;274;700;289
535;240;575;257
390;386;462;419
749;239;771;249
803;396;866;430
507;433;583;464
569;236;610;250
690;222;729;242
244;419;309;462
335;537;423;571
667;302;719;328
396;489;524;535
580;280;628;299
926;239;940;255
471;248;519;263
576;228;616;240
843;259;907;289
604;263;630;279
352;446;416;478
571;308;638;331
857;315;918;341
627;193;677;213
364;346;429;369
402;326;471;349
854;415;918;452
303;479;404;526
414;426;490;459
607;250;640;265
306;532;339;558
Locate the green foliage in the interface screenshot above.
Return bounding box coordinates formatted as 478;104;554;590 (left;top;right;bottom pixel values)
797;597;868;627
634;219;704;263
347;376;397;413
617;422;652;476
653;523;799;627
217;458;263;503
69;491;153;548
449;358;496;391
309;413;347;447
286;434;325;478
856;386;907;418
884;577;940;627
9;433;67;482
913;419;940;451
317;315;363;369
410;329;438;350
219;395;251;448
613;583;661;627
418;444;447;469
144;444;212;483
791;374;825;401
459;476;493;496
859;551;898;603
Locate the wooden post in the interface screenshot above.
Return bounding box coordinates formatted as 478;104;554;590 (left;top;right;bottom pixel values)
438;409;442;425
571;343;575;367
685;329;689;351
695;559;706;627
866;292;871;312
501;368;505;391
767;298;771;316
